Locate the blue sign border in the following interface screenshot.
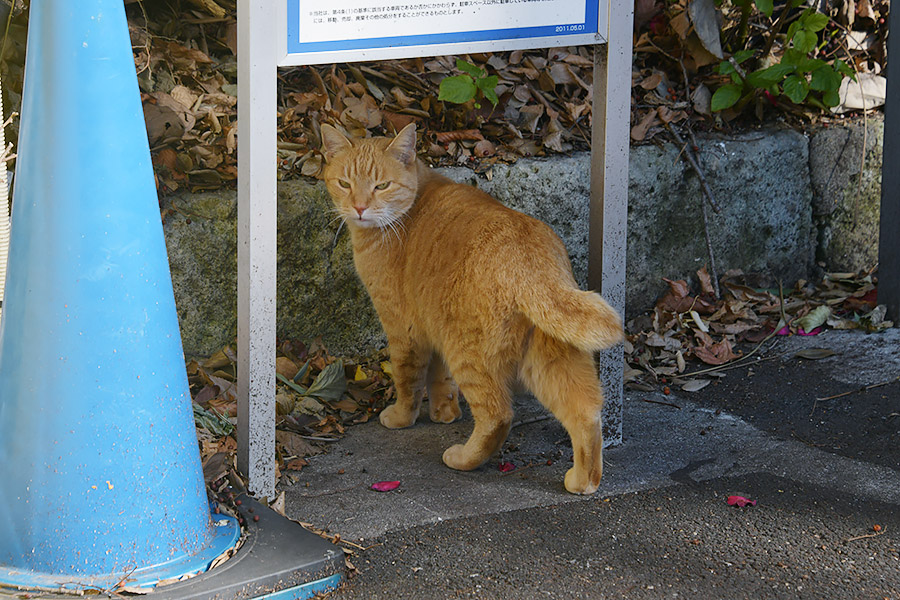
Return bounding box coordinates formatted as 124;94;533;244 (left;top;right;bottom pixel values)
286;1;598;56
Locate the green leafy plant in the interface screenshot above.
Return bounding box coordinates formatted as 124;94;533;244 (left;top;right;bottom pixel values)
712;7;855;112
438;59;499;109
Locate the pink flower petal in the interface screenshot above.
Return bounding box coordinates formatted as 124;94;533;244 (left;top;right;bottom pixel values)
776;326;790;336
371;480;401;492
498;461;516;473
727;495;757;507
797;327;823;336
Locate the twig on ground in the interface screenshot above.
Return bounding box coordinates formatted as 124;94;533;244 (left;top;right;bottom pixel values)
790;430;826;447
684;126;720;298
298;434;342;442
698;191;720;298
778;279;789;326
640;396;682;409
666;124;721;297
666;125;721;214
677;53;692;98
810;376;900;416
512;414;553;429
102;565;138;596
294;486;360;499
846;526;886;543
299;521;382;551
831;25;870;232
680;343;784;379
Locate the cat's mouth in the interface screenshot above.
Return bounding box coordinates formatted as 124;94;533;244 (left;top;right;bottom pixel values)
348;213;380;228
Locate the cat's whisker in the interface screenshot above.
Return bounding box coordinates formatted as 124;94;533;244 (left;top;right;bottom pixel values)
384;217;403;245
331;220;346;251
377;219;390;247
395;219;409;244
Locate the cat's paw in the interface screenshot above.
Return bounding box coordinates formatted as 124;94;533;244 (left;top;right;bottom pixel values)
442;444;483;471
379;403;418;429
564;467;601;495
429;394;461;424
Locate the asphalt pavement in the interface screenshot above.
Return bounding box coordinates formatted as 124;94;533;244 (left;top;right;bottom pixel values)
280;329;900;599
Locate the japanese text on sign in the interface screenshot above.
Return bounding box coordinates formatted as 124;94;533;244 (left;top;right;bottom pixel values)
300;1;585;44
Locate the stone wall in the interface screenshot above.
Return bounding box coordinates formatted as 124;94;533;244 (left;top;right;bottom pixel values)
162;117;883;358
809;118;884;271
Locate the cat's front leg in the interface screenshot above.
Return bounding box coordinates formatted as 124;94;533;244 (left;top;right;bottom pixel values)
426;355;461;424
379;341;430;429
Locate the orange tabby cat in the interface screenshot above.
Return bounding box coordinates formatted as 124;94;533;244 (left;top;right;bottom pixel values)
321;123;623;494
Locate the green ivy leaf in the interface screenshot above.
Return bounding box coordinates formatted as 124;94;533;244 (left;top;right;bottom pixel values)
810;66;841;92
754;63;795;83
801;57;827;72
782;74;810;104
718;60;737;75
801;11;829;32
834;59;856;79
711;83;743;112
455;59;484;78
732;49;755;64
792;29;817;54
780;49;805;66
476;74;500;107
745;71;769;88
786;21;800;43
438;74;477;104
822;88;841;107
754;0;774;17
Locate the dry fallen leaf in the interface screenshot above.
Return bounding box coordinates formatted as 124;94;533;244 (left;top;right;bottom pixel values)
794;348;837;360
693;336;741;366
681;379;711;392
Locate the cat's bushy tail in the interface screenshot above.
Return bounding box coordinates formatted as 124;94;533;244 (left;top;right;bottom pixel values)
519;285;624;352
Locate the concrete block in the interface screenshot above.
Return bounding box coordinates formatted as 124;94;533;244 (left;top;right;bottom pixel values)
809;116;884;272
627;129;814;314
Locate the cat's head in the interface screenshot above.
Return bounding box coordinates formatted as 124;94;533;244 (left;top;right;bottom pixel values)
320;123;419;230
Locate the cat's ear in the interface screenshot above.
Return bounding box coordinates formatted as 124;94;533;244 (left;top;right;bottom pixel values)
387;123;418;166
320;124;352;162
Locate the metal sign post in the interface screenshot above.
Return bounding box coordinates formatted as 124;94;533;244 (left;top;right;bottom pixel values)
238;0;632;497
879;3;900;319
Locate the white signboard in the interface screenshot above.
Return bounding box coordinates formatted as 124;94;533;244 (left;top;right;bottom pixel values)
279;0;606;65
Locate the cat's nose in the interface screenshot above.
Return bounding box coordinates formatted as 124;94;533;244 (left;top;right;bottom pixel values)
354;205;366;217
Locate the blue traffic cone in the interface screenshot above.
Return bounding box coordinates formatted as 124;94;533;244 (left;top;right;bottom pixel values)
0;0;240;591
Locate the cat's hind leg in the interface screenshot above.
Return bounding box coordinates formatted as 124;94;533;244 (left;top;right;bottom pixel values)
379;340;430;429
426;354;461;423
440;362;514;471
520;329;605;494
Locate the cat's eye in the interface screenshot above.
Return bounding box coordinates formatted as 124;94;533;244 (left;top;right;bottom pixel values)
374;181;391;191
338;180;351;189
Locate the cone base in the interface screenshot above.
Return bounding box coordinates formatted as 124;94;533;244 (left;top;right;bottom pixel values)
0;514;240;593
134;495;345;600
